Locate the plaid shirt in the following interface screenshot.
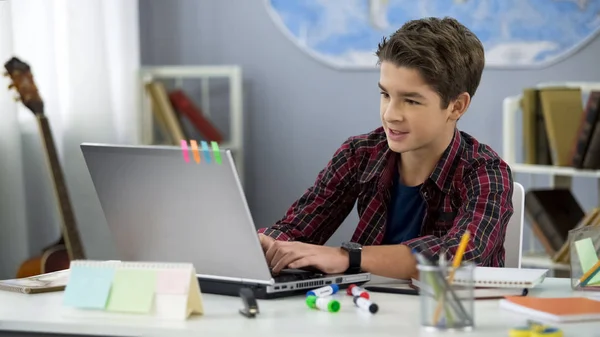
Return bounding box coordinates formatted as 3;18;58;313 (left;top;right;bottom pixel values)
258;127;514;267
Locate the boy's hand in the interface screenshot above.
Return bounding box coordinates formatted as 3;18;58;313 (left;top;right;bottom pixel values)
258;233;275;253
264;240;349;274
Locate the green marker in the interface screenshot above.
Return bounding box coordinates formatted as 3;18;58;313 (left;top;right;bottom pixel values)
306;295;340;313
210;141;222;164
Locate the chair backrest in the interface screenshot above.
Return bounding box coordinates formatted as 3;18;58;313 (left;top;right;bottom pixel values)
504;182;525;268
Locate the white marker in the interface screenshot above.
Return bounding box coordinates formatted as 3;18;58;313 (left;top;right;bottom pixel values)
306;284;339;297
353;296;379;314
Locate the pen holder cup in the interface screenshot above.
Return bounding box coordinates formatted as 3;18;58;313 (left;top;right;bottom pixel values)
417;262;475;331
569;226;600;291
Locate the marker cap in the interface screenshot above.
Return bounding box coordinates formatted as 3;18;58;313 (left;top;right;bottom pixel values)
327;299;341;313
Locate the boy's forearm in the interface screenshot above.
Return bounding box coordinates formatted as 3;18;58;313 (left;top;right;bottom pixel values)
361;244;418;279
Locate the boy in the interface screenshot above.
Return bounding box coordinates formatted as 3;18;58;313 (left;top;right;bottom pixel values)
258;17;514;279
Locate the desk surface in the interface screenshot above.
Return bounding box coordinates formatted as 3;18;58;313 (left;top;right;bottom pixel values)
1;277;599;337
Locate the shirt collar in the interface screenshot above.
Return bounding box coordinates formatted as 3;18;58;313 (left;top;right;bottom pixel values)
359;128;464;195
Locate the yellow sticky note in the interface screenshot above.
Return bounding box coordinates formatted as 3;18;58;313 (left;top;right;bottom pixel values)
575;238;600;285
106;269;157;313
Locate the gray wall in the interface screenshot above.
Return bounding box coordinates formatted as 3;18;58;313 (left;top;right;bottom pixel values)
139;0;600;250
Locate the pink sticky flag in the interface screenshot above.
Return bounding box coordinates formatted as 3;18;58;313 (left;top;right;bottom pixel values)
180;140;190;163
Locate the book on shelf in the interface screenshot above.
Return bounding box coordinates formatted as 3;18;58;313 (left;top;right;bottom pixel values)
521;88;552;165
145;80;225;146
168;89;224;143
538;87;584;167
581;91;600;169
524;189;585;256
519;87;600;170
145;81;187;145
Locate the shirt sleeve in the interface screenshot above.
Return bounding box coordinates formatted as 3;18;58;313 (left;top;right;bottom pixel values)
257;137;360;244
402;158;514;266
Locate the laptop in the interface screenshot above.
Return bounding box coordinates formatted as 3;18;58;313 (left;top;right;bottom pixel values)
80;143;371;299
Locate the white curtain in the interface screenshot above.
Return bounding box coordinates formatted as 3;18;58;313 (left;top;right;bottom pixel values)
0;0;141;279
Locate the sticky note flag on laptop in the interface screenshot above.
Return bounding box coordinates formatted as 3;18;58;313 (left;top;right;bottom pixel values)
63;264;115;309
180;140;190;163
63;260;204;320
201;141;211;163
211;141;222;164
190;140;201;164
575;238;600;285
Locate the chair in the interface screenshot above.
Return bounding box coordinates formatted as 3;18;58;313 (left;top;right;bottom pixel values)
504;182;525;268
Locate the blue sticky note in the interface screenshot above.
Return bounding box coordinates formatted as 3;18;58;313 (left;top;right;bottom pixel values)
63;265;115;309
201;141;211;163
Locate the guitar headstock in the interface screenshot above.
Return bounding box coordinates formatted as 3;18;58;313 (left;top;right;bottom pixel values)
4;57;44;115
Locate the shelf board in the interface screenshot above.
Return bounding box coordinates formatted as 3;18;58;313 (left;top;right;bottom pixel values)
511;163;600;178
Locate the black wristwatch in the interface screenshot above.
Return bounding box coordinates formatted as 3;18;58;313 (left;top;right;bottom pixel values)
341;242;362;274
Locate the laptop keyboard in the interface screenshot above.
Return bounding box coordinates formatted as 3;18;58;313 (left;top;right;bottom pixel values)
271;268;324;283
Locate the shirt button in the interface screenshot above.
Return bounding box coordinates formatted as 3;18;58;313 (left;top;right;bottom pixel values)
423;192;428;199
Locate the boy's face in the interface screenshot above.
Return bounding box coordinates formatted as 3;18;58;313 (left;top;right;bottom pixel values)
378;61;466;155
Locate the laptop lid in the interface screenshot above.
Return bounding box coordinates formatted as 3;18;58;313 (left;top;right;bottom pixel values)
80;143;273;285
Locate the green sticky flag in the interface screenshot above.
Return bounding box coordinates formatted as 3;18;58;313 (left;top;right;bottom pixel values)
575;238;600;285
106;269;157;313
211;141;222;164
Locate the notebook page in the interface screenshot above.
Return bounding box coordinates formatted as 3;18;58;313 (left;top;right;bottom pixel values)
453;267;548;288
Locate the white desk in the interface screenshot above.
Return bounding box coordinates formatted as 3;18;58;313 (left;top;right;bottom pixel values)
1;277;599;337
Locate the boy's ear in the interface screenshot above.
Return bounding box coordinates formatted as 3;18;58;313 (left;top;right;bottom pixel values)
448;92;470;121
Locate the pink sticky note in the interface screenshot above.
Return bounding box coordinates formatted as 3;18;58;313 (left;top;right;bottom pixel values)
156;269;190;295
180;140;190;163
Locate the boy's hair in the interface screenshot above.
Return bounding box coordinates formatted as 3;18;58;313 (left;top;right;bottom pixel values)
376;17;484;109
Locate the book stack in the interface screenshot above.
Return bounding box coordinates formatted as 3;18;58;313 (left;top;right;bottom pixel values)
145;81;224;146
521;87;600;169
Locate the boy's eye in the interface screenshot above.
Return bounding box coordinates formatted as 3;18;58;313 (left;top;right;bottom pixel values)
380;91;390;98
405;99;419;105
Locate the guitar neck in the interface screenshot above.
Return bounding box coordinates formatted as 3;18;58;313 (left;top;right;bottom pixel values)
36;115;85;260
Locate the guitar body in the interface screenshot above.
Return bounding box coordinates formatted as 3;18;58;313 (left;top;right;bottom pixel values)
4;57;86;278
16;244;70;279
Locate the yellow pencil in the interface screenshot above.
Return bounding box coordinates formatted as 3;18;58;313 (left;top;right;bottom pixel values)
579;259;600;285
451;230;471;271
433;230;471;324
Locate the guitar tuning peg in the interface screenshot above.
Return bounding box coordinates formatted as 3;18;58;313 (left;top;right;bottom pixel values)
14;96;21;102
3;71;8;77
8;83;15;89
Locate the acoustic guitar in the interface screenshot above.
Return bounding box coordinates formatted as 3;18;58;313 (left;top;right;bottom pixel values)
4;57;86;278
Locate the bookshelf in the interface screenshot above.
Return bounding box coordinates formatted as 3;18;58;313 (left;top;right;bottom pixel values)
502;82;600;274
138;65;244;184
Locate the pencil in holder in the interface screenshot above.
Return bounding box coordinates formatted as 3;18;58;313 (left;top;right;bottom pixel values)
569;226;600;291
416;261;475;331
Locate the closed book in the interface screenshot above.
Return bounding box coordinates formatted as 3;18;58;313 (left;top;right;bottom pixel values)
524;189;585;253
538;87;584;166
0;269;69;294
571;91;600;168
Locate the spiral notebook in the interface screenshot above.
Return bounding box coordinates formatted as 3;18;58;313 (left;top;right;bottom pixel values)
453;267;548;288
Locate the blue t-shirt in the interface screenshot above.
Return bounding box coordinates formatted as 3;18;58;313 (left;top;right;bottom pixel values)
383;171;426;244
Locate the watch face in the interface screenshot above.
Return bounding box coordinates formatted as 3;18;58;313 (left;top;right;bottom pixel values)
343;242;362;251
